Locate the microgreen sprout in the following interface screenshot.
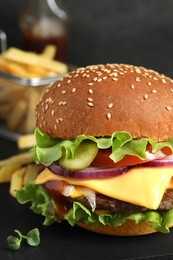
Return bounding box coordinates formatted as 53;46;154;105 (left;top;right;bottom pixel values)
7;228;40;250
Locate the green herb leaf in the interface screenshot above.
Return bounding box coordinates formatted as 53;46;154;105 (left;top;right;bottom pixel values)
26;228;40;246
7;235;21;251
7;228;40;251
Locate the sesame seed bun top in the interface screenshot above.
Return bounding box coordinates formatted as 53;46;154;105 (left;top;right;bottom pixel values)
35;63;173;141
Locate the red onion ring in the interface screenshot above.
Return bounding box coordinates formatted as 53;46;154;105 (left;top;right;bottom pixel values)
38;153;173;179
142;154;173;167
48;164;129;179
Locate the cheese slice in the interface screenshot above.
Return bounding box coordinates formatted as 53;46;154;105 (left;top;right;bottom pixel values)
35;167;173;210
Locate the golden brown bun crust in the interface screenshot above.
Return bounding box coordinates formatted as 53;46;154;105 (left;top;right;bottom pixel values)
77;220;173;236
36;64;173;140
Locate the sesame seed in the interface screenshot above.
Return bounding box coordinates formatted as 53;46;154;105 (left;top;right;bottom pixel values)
165;106;172;111
143;94;148;100
107;112;111;119
103;76;107;80
54;124;57;130
57;83;61;87
107;103;113;108
88;102;94;107
72;88;76;93
152;89;157;93
67;80;71;84
135;77;140;82
59;101;63;106
130;84;135;89
74;74;79;77
112;78;118;81
97;78;102;82
45;104;49;110
87;97;93;102
56;118;63;124
161;79;166;84
62;90;66;94
88;82;93;86
93;77;98;82
135;68;141;74
62;101;67;105
88;89;93;94
96;72;102;76
51;110;55;116
147;82;152;86
170;88;173;92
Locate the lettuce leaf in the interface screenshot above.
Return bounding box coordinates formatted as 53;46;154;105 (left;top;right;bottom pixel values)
65;202;173;233
16;181;58;225
16;182;173;233
32;128;173;166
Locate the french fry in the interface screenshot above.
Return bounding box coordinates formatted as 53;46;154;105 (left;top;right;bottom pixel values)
26;64;51;77
0;45;69;134
0;151;36;197
0;164;21;183
9;167;26;197
23;164;37;186
0;85;26;115
19;88;41;133
17;134;36;149
0;102;14;119
0;57;30;78
6;99;27;131
2;47;68;74
0;152;33;167
42;44;57;59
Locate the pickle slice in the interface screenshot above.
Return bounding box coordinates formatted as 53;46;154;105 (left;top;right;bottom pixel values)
59;141;98;170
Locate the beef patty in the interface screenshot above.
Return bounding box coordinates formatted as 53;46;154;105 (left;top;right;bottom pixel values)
66;189;173;213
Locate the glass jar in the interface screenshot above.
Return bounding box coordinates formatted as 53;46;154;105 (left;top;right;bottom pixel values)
19;0;68;62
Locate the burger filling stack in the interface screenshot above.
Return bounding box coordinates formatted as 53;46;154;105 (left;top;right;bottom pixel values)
17;64;173;236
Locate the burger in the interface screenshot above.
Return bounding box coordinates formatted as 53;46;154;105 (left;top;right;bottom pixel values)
16;63;173;236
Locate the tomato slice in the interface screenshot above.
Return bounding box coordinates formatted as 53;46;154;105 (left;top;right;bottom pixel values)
91;146;172;167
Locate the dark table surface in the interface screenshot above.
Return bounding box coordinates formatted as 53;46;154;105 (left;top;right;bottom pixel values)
1;137;173;260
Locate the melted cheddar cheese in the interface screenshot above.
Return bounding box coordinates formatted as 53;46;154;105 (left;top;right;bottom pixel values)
35;167;173;210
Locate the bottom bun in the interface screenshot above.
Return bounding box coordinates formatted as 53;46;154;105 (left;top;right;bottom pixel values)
76;220;165;236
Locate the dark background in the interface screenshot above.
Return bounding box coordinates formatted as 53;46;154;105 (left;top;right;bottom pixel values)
1;1;173;259
1;0;173;77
